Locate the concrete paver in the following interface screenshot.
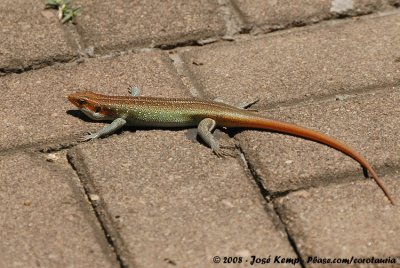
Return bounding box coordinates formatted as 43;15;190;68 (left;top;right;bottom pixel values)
237;88;400;194
0;0;78;72
181;12;400;107
68;131;297;267
0;51;187;151
275;176;400;267
0;152;117;267
75;0;226;53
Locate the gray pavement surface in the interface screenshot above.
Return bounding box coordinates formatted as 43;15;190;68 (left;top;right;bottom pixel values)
1;0;399;267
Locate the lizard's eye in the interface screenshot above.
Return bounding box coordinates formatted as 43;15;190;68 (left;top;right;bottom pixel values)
78;99;86;105
94;106;101;113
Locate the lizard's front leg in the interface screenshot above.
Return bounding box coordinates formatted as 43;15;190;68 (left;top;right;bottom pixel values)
197;118;236;157
78;118;127;142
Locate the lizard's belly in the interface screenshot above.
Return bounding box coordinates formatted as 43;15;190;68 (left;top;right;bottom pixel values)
125;113;199;128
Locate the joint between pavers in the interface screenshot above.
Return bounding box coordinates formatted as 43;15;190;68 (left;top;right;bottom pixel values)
38;141;78;154
79;32;226;57
66;147;134;268
237;145;272;200
0;137;80;157
272;201;307;268
0;55;78;77
236;6;400;39
154;38;213;50
168;53;207;98
252;82;400;112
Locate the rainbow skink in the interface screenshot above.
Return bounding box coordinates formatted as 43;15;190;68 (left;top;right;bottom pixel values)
68;87;394;204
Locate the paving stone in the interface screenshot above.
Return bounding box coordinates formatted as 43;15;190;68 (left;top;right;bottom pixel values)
181;12;400;107
68;131;297;267
0;152;117;267
0;51;187;150
0;0;78;72
74;0;226;53
233;0;392;31
275;175;400;267
237;88;400;194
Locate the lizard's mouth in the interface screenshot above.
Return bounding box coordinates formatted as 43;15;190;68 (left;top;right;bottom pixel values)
80;107;111;121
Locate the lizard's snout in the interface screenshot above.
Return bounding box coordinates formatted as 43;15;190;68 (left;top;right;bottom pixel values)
67;93;80;107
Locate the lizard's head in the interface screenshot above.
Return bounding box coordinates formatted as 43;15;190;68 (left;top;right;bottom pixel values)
68;91;115;120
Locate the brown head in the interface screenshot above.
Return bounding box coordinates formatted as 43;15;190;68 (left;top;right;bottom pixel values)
67;91;115;120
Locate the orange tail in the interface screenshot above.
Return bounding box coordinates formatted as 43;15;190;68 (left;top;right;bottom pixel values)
230;115;394;205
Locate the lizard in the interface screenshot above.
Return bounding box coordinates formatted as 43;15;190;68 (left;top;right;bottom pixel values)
67;87;395;205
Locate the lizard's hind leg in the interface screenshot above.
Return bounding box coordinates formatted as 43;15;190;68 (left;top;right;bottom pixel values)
197;118;236;157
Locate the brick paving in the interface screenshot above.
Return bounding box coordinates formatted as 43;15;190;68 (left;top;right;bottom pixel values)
1;0;399;267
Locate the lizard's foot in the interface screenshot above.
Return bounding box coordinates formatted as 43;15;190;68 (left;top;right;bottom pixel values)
128;85;141;96
77;132;98;142
212;144;236;158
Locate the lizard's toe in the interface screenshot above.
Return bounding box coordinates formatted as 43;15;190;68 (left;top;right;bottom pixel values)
213;145;236;158
77;132;97;142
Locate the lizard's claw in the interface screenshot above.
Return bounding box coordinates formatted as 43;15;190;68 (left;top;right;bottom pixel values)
212;144;237;158
77;132;98;142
